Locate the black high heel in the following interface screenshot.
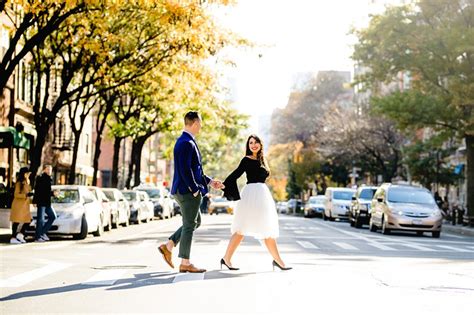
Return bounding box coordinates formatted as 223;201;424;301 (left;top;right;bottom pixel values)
220;258;239;270
272;260;292;271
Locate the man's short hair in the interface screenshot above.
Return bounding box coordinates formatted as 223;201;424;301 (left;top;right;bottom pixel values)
184;111;201;126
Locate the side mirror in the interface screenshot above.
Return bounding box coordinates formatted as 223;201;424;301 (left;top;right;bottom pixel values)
377;197;384;203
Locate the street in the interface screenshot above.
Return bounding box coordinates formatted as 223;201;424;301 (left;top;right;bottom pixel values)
1;214;473;314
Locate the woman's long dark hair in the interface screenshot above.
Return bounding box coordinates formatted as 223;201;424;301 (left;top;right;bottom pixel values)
245;134;270;172
16;167;30;192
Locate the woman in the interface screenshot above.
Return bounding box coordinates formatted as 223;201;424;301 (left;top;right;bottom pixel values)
220;135;291;271
10;167;32;244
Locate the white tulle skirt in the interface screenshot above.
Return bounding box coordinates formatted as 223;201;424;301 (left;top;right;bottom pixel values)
231;183;279;239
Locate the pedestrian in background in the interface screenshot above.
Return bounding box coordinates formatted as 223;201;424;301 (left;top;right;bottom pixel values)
9;167;32;244
33;165;57;242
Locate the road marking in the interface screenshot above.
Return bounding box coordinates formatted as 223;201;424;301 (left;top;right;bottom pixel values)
0;263;70;288
137;240;156;248
218;240;228;247
33;243;71;250
173;272;205;283
468;246;474;250
81;269;127;286
294;230;306;234
333;242;359;250
436;245;472;252
367;242;397;251
400;243;437;251
444;234;464;239
296;241;318;249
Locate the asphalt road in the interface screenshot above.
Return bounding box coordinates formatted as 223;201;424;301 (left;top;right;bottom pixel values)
1;214;473;314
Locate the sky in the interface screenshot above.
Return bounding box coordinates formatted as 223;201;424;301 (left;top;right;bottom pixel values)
211;0;379;126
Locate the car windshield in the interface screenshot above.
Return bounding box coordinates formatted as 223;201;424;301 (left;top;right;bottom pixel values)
52;189;79;203
359;189;377;200
122;192;137;201
103;191;115;201
139;189;160;198
309;198;324;204
333;191;354;200
388;188;436;205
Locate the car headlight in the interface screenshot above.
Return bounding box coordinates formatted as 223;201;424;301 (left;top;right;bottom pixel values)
431;210;441;217
390;208;403;216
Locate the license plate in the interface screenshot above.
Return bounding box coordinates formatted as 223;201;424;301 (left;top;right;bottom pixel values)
412;219;423;225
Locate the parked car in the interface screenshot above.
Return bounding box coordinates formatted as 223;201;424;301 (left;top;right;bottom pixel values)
102;188;130;228
137;191;154;223
122;190;146;224
134;186;174;219
323;188;356;221
208;197;234;215
276;201;288;214
28;185;103;239
287;199;303;214
88;186;112;231
171;196;181;216
349;186;378;228
304;195;326;218
369;183;443;238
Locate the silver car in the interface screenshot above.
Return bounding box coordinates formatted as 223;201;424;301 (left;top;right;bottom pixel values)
369;184;443;238
102;188;130;228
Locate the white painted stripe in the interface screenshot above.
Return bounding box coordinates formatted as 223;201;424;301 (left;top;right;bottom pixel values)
400;243;437;251
218;240;227;247
81;269;127;286
367;242;397;251
0;263;70;288
333;242;359;250
294;230;306;234
173;272;205;283
468;246;474;250
436;245;472;252
296;241;318;249
33;243;71;250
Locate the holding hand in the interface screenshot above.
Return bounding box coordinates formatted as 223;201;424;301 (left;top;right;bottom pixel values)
210;179;225;190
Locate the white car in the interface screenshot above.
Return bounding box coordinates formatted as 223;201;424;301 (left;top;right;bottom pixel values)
134;186;174;219
137;191;154;223
102;188;130;228
88;186;112;231
324;188;356;221
122;190;151;224
29;185;103;239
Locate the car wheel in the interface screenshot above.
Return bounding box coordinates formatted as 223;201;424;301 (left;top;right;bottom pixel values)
329;211;335;221
417;231;423;236
73;215;88;240
369;218;377;232
432;231;440;238
93;214;104;237
381;216;391;235
104;215;111;232
354;216;362;229
323;212;327;221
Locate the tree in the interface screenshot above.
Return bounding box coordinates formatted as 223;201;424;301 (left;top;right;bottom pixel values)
352;0;474;218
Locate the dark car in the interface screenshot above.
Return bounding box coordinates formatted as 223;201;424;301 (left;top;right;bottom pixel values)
349;186;378;228
287;199;303;214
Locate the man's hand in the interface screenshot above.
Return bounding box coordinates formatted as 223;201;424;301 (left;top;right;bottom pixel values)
210;179;225;190
193;190;199;197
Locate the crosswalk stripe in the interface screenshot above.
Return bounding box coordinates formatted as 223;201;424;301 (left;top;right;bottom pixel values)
173;272;205;283
0;263;70;288
294;230;306;234
436;245;472;252
81;269;127;286
468;246;474;250
296;241;318;249
367;242;396;251
218;240;228;247
333;242;359;250
400;243;437;251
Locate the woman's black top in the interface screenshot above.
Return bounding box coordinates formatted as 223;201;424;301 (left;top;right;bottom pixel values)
222;157;269;201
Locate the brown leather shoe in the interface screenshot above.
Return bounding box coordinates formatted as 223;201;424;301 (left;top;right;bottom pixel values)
179;264;206;273
158;244;174;269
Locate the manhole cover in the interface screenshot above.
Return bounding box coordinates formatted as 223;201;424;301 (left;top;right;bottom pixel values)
92;265;148;270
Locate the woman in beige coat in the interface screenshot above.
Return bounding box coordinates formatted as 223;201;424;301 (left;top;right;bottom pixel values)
10;167;32;244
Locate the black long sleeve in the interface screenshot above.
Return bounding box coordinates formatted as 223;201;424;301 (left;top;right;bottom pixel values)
222;157;269;201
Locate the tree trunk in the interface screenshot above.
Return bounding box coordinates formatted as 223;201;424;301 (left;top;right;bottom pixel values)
92;100;114;186
30;125;48;182
125;140;137;189
112;136;123;188
132;138;146;188
465;134;474;222
67;130;81;184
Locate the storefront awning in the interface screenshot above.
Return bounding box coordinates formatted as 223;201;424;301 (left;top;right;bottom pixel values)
0;126;31;149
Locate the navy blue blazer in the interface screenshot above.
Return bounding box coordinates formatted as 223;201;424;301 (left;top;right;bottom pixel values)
170;132;211;196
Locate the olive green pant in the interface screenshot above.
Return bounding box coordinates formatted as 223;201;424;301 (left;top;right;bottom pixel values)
169;193;202;259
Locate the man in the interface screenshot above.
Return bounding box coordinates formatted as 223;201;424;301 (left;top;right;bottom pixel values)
158;111;223;273
33;165;58;242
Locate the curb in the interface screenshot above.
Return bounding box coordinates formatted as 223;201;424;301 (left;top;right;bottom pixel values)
442;224;474;237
